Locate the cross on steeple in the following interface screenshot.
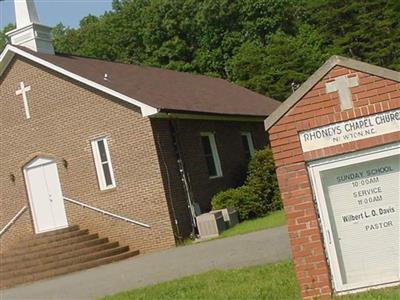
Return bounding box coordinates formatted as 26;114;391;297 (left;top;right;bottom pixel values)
325;75;359;111
16;82;32;119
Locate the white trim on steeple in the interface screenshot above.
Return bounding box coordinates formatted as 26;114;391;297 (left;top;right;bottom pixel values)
14;0;40;28
6;0;55;54
0;45;159;117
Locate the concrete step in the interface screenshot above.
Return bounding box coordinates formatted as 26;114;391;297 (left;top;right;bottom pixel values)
0;250;140;289
0;237;109;265
1;246;130;279
0;241;120;273
31;225;80;239
0;224;140;290
12;229;90;248
5;233;99;257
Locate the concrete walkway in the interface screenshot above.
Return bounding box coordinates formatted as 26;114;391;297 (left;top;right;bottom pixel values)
1;226;290;300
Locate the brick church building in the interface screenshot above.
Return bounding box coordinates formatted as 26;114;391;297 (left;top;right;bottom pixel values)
0;0;279;273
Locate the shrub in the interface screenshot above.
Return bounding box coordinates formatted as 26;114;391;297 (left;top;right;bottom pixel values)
211;186;265;220
211;148;282;221
246;148;282;212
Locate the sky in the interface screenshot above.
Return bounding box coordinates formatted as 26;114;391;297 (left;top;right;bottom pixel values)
0;0;113;30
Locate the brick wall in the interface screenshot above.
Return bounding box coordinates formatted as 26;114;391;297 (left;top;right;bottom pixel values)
0;57;176;254
268;66;400;299
151;118;267;238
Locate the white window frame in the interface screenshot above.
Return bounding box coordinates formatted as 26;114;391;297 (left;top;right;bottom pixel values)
91;137;116;190
241;131;255;158
200;132;223;179
308;142;400;293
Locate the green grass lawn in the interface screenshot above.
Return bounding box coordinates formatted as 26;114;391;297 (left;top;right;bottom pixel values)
219;210;286;239
102;261;300;300
181;210;286;245
102;260;399;300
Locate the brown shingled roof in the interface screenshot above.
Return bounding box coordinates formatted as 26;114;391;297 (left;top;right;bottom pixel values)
17;47;280;117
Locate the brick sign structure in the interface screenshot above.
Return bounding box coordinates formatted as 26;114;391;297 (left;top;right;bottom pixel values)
265;56;400;299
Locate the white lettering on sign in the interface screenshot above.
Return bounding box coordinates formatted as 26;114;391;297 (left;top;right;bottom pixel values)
309;144;400;291
319;154;399;287
299;109;400;152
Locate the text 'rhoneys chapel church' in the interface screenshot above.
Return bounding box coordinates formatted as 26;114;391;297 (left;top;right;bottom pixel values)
1;0;400;298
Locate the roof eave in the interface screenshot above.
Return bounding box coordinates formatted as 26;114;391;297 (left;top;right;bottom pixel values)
0;45;159;117
152;110;266;122
0;44;16;77
264;55;400;132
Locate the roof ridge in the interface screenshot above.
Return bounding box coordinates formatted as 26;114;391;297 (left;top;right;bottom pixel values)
2;45;280;118
53;49;228;81
52;48;278;103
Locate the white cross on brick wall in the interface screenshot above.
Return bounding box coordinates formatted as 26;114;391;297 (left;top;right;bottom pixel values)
16;82;32;119
325;74;359;111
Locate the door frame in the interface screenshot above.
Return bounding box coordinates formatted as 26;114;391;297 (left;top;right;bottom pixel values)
23;156;68;234
308;142;400;293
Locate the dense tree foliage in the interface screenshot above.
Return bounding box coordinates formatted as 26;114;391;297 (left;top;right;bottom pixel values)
0;24;15;51
1;0;399;100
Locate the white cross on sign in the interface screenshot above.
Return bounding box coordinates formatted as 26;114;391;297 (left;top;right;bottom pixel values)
16;82;32;119
325;75;359;111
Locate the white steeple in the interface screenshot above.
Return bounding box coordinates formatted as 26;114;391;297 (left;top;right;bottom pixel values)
14;0;40;28
6;0;55;54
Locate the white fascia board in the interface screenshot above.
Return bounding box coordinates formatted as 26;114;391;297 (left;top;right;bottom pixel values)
0;45;15;76
0;45;159;117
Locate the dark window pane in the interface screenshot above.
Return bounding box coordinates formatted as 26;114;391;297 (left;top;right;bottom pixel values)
201;136;213;155
102;163;113;186
241;135;251;160
97;140;108;162
205;155;217;177
201;135;218;176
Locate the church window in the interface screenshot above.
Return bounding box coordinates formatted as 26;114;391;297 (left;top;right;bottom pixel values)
91;137;116;190
241;132;255;160
200;132;223;178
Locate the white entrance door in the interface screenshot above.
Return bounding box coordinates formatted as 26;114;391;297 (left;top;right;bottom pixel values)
24;157;68;233
309;142;400;293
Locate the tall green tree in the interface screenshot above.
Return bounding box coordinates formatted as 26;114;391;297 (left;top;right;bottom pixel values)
1;0;398;100
306;0;400;69
227;25;333;100
0;24;15;51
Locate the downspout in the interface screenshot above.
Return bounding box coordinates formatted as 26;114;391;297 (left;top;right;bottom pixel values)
155;133;182;240
167;114;197;237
